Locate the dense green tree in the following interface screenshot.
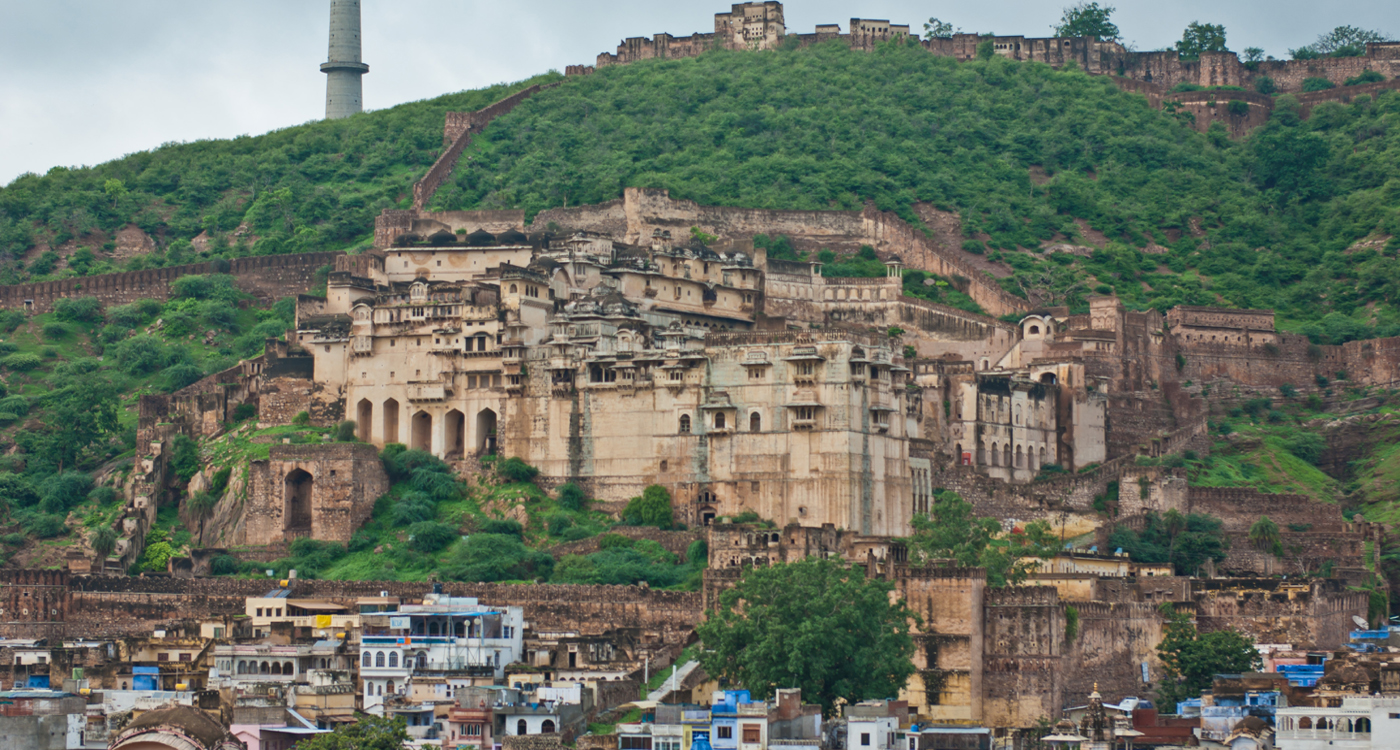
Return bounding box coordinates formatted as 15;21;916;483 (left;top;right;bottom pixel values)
557;482;588;512
923;18;957;40
1308;26;1391;56
91;526;117;559
441;533;553;582
1177;22;1228;58
907;491;1059;587
1248;516;1282;555
1053;3;1121;43
697;557;918;716
1156;606;1261;707
32;374;121;471
1109;511;1227;575
295;716;411;750
624;485;674;529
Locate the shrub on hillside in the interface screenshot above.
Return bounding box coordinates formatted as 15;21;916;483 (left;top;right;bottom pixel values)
1302;77;1336;92
52;297;104;324
4;353;42;372
557;482;588;511
496;457;539;484
480;518;524;537
408;521;458;553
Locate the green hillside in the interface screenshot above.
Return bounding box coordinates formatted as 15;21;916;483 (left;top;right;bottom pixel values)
0;76;559;277
5;42;1400;334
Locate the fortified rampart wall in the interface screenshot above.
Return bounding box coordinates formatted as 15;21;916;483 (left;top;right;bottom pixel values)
0;252;339;314
11;576;703;642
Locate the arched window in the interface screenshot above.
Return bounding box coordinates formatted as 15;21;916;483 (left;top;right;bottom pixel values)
260;661;270;674
518;720;529;735
376;652;385;668
429;621;440;636
1014;405;1020;425
750;412;761;432
377;683;383;696
1039;446;1046;466
388;652;399;668
715;412;726;429
366;682;373;697
418;653;428;670
1029;325;1040;334
990;443;999;466
1299;718;1312;729
679;414;691;433
271;662;281;675
237;660;247;674
1003;444;1012;467
363;652;372;667
386;680;395;695
1357;718;1372;733
510;284;518;294
1015;445;1024;468
542;720;556;734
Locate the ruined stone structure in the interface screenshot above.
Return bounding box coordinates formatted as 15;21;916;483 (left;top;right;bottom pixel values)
241;443;389;545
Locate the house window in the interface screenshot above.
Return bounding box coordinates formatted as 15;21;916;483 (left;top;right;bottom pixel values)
714;412;726;429
679;415;691;433
157;653;169;662
861;734;871;746
621;739;652;750
717;727;733;739
743;726;761;743
179;653;192;663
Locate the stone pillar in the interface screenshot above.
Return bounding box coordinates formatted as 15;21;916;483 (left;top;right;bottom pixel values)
321;0;369;119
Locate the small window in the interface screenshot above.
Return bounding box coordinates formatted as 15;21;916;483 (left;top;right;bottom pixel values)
861;734;871;747
715;412;726;429
717;727;733;739
743;725;761;743
157;653;169;662
680;414;692;434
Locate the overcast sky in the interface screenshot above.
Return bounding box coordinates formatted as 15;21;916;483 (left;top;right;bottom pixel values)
2;0;1397;186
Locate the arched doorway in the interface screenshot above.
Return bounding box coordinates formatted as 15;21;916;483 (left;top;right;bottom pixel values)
542;720;556;734
284;469;313;538
446;410;466;458
411;411;432;452
357;399;373;442
476;409;498;456
517;720;528;735
383;398;400;444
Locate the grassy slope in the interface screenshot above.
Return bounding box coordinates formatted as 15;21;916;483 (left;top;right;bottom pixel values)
0;42;1397;330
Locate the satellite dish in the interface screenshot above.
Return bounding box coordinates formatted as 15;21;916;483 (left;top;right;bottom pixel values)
1354;615;1369;629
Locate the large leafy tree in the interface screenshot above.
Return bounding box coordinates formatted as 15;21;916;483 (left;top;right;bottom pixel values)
1176;22;1228;59
295;716;410;750
906;491;1060;587
1156;606;1261;708
1109;510;1227;576
27;373;121;472
1309;25;1390;56
1053;3;1121;43
697;557;918;716
623;484;674;529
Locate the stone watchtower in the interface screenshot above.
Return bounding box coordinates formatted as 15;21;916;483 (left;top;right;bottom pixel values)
321;0;369;119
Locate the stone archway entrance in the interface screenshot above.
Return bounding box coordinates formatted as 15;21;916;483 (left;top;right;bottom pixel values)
475;409;498;456
446;410;465;458
357;399;373;442
411;411;433;452
284;469;313;538
383;398;400;444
